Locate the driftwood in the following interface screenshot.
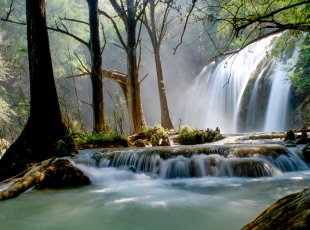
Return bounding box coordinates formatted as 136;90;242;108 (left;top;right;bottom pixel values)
0;158;90;201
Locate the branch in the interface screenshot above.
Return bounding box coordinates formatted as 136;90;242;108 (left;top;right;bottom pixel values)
4;0;14;21
109;0;127;25
100;22;107;55
234;1;310;34
59;16;89;26
98;9;127;49
73;52;91;74
158;1;172;45
102;69;127;85
136;0;149;22
80;100;93;107
47;24;90;48
173;0;196;54
139;73;149;84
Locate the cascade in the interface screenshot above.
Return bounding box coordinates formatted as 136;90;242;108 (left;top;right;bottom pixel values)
181;33;299;133
73;144;308;179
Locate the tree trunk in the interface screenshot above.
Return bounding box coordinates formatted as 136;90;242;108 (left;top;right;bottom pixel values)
87;0;105;133
154;49;174;129
126;6;146;134
147;0;173;129
0;0;67;181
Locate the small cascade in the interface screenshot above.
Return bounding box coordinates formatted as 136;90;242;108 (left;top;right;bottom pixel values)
73;144;309;179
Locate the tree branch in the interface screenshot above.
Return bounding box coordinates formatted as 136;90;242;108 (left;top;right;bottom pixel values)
173;0;196;54
98;9;127;49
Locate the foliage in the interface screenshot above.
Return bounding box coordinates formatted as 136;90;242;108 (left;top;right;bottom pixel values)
197;0;310;54
175;125;223;145
290;34;310;96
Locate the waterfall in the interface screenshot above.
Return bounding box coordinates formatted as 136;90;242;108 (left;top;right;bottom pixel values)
263;45;301;131
181;33;300;133
263;63;291;131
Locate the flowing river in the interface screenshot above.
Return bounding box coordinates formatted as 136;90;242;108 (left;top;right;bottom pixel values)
1;134;309;230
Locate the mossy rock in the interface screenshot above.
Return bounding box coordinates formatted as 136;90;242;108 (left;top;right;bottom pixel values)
129;125;170;147
174;126;223;145
242;187;310;230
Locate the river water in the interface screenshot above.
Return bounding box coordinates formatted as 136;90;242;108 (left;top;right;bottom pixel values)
1;134;309;230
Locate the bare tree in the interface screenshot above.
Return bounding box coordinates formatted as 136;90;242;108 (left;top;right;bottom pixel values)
99;0;148;133
143;0;175;129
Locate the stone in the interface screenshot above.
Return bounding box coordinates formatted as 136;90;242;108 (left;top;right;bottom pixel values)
242;187;310;230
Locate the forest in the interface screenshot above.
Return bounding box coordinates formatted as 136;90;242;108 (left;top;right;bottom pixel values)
0;0;310;229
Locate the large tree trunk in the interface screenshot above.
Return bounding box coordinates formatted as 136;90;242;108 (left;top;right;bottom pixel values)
0;0;67;181
126;5;146;134
154;49;174;129
87;0;105;133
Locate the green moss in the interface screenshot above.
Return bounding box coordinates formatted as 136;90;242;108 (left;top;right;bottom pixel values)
175;125;223;145
76;131;129;149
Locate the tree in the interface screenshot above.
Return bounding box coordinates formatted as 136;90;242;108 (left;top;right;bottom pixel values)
87;0;106;133
143;0;174;129
1;0;109;134
99;0;148;133
197;0;310;52
0;0;68;181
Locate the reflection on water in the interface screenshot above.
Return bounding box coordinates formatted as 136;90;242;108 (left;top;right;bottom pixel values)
1;166;309;230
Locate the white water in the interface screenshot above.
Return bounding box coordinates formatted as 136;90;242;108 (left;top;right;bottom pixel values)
1;166;309;230
181;34;300;133
1;134;309;230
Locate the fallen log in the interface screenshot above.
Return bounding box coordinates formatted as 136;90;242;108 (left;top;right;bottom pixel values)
0;158;90;201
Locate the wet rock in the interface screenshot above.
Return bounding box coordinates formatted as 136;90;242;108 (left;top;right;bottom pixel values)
284;130;295;141
242;187;310;230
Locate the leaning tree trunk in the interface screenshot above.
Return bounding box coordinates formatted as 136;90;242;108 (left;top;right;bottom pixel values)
87;0;106;133
126;11;146;134
154;49;174;129
0;0;67;181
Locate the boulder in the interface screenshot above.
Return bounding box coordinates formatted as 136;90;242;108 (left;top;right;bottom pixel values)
242;187;310;230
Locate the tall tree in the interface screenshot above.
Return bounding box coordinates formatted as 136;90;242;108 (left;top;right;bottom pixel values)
99;0;147;133
0;0;68;181
143;0;174;129
87;0;106;133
